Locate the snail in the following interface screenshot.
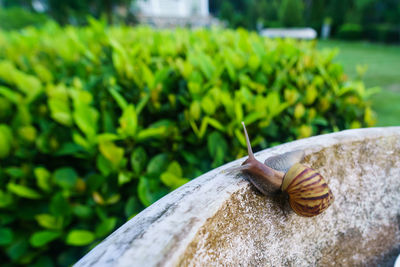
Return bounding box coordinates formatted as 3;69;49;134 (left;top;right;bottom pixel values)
236;122;334;217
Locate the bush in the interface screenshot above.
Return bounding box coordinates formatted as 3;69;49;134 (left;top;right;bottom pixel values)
337;23;363;40
0;7;50;31
0;20;376;265
364;24;400;43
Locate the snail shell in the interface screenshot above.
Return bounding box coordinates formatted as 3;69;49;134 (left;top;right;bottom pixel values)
280;163;334;217
264;150;305;173
240;122;334;217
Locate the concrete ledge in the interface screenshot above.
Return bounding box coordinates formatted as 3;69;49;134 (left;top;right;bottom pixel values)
75;127;400;266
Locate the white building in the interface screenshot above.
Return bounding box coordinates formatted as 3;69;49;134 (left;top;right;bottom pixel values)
134;0;215;27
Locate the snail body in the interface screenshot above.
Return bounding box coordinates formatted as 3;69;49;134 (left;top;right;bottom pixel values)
240;122;334;217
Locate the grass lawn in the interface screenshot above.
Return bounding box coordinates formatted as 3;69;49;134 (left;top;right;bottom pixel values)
317;40;400;126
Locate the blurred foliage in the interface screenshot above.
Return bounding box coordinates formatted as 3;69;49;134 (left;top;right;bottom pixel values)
279;0;304;27
0;20;377;265
1;0;133;25
363;23;400;43
2;0;399;42
0;7;49;30
337;24;363;40
210;0;400;43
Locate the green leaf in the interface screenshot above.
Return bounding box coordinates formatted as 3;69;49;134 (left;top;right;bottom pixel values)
48;99;72;126
99;141;124;169
160;172;189;190
0;124;12;159
137;177;153;207
30;231;60;247
266;92;289;118
118;171;132;186
266;92;280;116
160;161;188;190
207;131;228;168
124;196;139;218
142;64;154;88
189;51;215;80
73;104;99;139
18;125;37;142
73;205;93;219
72;131;91;149
234;128;246;147
167;161;183;177
96;133;120;142
130;147;147;175
34;167;52;192
201;96;215;115
87;173;107;191
0;190;13;208
30;256;54;267
234;101;243;123
108;87;128;110
54;143;85;156
66;230;95;246
243;112;264;125
146;154;168;175
6;237;28;261
7;183;42;199
225;59;236;81
50;193;70;217
95;217;117;238
118;104;137;137
0;86;22;104
96;154;113;176
35;214;62;230
53;167;78;189
136;93;150;115
104;194;120;205
305;85;318;105
5;167;24;178
0;227;13;245
190;101;201;120
14;72;43;101
212;146;226;168
136;126;167;141
313;117;329;126
0;214;14;225
207;131;227;158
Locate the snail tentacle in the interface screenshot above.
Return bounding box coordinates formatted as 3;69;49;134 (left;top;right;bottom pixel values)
240;122;283;193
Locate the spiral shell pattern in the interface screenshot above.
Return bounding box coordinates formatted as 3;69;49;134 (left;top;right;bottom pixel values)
281;163;334;217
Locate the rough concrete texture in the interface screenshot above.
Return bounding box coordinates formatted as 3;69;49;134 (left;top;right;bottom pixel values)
75;127;400;267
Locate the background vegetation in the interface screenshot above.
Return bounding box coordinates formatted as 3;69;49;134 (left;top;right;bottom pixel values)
0;0;398;265
318;40;400;126
0;20;376;265
0;0;132;25
211;0;400;43
1;0;399;43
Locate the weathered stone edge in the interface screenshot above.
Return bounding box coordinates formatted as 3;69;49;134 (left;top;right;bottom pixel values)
74;127;400;267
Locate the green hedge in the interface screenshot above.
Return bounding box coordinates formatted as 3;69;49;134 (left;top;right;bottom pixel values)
0;7;50;31
337;23;363;40
0;20;377;266
336;23;400;43
364;24;400;43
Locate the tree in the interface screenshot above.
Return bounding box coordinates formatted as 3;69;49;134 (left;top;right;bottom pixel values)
279;0;304;27
219;1;235;25
309;0;325;29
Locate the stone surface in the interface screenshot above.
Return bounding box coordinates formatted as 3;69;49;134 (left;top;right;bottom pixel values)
75;127;400;267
